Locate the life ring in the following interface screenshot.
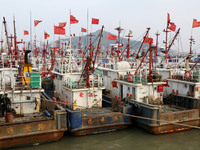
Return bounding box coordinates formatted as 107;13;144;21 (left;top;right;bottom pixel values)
184;71;191;79
127;73;133;82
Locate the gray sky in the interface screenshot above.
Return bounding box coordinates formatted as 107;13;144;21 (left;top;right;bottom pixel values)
1;0;200;53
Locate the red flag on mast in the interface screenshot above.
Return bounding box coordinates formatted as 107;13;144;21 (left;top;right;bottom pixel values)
167;13;176;31
34;20;42;27
59;22;67;27
108;34;117;40
24;30;29;35
92;18;99;24
81;27;87;32
168;22;176;31
144;37;153;44
54;26;65;35
70;15;79;24
192;19;200;28
44;32;50;39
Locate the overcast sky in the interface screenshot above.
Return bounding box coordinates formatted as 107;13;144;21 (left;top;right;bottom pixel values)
1;0;200;53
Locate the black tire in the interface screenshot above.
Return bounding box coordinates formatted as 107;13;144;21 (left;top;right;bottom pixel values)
133;103;142;115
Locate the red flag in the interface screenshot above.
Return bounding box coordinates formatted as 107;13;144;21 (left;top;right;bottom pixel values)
44;32;50;39
144;37;153;43
92;18;99;24
112;81;118;88
108;34;117;40
168;22;176;31
54;26;65;35
81;27;87;32
79;92;84;97
70;15;79;24
79;36;81;41
59;22;67;27
192;19;200;28
24;30;29;35
34;20;42;27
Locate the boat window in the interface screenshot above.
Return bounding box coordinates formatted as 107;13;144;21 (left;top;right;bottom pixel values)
27;96;31;100
111;64;114;69
189;85;194;93
60;75;63;80
120;84;123;99
132;87;136;99
103;70;108;76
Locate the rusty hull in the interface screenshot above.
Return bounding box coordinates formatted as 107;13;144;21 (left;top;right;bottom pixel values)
71;123;129;136
138;119;199;134
137;109;200;134
67;108;132;136
0;119;67;149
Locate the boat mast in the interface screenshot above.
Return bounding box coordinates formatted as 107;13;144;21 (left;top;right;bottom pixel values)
155;32;160;59
189;36;194;56
125;33;133;59
115;26;123;61
136;28;150;58
92;25;104;72
164;13;170;60
13;16;18;61
3;17;11;55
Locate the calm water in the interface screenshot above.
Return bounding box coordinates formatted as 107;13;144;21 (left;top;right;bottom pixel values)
13;126;200;150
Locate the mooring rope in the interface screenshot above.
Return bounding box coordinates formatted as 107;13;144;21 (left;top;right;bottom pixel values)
40;95;200;130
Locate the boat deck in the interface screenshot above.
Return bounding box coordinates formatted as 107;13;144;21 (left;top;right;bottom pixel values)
79;107;114;115
161;105;185;113
0;112;52;125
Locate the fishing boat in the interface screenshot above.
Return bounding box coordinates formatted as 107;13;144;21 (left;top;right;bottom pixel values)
0;50;67;149
52;28;132;135
100;25;200;134
0;17;67;149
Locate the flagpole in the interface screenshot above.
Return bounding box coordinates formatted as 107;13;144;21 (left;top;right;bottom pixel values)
190;18;194;56
81;31;83;46
30;11;32;50
191;18;193;36
87;8;89;55
70;9;71;36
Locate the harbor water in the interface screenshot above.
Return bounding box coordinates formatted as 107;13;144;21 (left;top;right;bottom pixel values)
12;126;200;150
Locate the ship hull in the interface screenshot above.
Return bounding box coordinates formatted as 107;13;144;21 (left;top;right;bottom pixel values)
65;105;132;136
129;100;200;134
137;119;199;134
0;128;66;149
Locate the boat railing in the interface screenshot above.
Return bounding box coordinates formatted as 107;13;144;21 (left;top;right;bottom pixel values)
118;70;162;84
170;71;200;82
64;76;104;89
0;73;42;91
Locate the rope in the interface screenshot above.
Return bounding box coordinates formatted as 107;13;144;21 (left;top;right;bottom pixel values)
40;95;200;130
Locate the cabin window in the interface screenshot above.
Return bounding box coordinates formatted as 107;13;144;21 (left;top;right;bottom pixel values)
60;75;63;80
111;64;114;69
120;84;123;98
103;70;108;76
189;85;194;93
27;96;31;100
132;87;136;99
